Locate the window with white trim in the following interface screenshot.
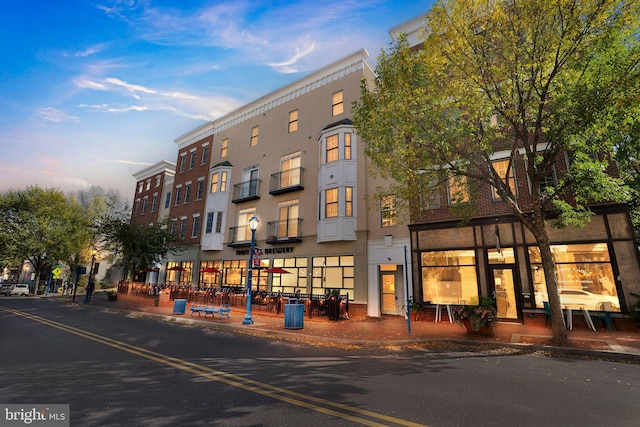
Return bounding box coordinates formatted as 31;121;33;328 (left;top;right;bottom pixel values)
381;195;396;227
492;159;517;200
191;215;200;238
448;175;469;204
201;145;209;165
288;109;298;133
221;138;228;157
250;126;259;147
325;188;338;218
332;90;344;116
196;179;205;200
205;212;214;233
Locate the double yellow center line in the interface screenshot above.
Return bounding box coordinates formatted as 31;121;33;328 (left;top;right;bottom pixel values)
1;306;426;427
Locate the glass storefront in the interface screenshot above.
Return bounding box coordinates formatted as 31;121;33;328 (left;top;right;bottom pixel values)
270;257;307;294
529;243;620;311
420;250;479;305
312;256;354;298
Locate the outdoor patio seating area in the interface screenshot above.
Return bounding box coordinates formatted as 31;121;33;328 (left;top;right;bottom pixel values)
115;283;350;320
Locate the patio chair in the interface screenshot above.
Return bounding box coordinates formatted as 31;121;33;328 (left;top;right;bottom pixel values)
543;302;552;326
591;302;618;331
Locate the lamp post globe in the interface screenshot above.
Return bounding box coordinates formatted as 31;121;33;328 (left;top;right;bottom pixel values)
243;216;259;325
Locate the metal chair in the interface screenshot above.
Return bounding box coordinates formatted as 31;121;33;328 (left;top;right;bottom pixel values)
543;302;552;326
591;302;618;331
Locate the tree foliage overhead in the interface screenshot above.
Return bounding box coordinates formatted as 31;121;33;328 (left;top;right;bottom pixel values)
100;217;184;280
0;187;88;288
353;0;639;345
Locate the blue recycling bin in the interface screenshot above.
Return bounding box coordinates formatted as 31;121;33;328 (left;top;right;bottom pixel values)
284;303;304;329
173;299;187;315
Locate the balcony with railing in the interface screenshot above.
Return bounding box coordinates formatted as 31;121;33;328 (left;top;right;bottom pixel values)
265;219;303;244
227;225;253;247
269;167;304;195
232;179;261;203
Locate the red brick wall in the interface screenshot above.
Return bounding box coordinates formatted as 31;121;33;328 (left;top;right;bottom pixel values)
169;138;212;244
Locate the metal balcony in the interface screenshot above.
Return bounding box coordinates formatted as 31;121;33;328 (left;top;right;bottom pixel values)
269;167;304;195
231;179;261;203
265;219;303;244
227;225;253;247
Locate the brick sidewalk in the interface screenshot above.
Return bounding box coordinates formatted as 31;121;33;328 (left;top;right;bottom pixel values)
62;292;640;359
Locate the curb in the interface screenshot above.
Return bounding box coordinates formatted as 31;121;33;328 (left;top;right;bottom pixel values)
48;296;640;363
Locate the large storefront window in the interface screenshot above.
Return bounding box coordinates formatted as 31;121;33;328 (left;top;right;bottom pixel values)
529;243;620;311
421;250;478;305
312;256;354;298
270;257;307;294
222;260;246;288
166;262;192;286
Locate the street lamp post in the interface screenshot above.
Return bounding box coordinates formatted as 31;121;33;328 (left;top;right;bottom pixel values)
46;257;54;296
243;216;260;325
83;249;97;304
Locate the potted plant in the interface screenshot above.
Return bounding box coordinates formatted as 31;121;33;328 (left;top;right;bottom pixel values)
453;297;497;334
403;297;421;321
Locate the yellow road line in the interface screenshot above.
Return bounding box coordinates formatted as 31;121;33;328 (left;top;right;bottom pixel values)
1;306;427;427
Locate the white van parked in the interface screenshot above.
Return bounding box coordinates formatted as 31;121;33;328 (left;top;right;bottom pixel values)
9;284;29;296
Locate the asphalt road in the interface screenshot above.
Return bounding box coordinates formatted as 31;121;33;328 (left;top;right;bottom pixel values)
1;298;638;427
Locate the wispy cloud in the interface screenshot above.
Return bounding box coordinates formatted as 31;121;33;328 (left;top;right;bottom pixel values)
76;74;240;121
75;78;108;90
65;43;109;58
78;101;213;121
95;0;366;74
34;107;80;123
267;39;317;74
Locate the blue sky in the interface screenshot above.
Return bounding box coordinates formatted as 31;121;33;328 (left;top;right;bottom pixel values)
0;1;431;201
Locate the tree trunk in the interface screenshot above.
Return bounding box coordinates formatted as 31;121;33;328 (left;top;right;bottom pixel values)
529;223;568;346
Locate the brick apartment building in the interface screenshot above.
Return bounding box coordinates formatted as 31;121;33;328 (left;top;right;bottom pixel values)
130;13;640;322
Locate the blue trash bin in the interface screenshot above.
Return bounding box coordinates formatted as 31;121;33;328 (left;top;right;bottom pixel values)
284;303;304;329
173;299;187;315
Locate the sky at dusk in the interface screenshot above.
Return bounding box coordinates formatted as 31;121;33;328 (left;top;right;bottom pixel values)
0;1;432;202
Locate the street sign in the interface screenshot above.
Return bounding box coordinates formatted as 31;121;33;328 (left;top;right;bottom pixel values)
77;266;87;275
52;267;62;279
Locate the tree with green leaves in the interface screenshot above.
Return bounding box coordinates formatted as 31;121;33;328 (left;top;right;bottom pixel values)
0;187;88;293
68;186;130;287
353;0;639;345
100;217;184;282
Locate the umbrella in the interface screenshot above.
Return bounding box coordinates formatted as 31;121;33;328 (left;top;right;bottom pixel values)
264;267;290;274
167;266;187;271
199;267;220;273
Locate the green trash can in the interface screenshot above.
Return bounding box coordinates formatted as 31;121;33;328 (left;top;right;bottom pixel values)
173;299;187;315
284;303;304;329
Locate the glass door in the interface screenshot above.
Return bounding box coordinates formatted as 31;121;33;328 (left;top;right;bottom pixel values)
380;265;403;314
489;266;519;320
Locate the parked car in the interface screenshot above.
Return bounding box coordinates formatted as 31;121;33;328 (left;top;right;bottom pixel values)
8;284;29;296
558;289;620;311
0;284;11;295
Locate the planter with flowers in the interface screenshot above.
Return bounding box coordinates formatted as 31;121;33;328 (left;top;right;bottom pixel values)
453;298;497;335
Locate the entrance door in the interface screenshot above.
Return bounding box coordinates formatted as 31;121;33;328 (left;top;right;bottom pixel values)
380;265;403;314
488;266;519;320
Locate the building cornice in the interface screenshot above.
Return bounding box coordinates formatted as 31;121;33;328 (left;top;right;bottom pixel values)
389;13;426;47
133;160;176;181
174;49;371;148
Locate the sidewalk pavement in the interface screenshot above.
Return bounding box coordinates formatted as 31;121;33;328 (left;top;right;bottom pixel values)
58;292;640;361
